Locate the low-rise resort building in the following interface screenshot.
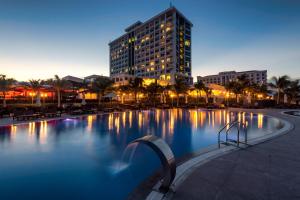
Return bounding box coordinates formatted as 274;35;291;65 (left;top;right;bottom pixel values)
197;70;267;86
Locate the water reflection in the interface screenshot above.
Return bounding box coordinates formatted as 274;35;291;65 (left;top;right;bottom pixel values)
39;121;48;144
258;113;264;129
86;115;96;132
10;125;17;140
0;109;280;200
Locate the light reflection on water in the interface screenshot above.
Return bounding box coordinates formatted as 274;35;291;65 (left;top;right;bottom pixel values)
0;109;280;200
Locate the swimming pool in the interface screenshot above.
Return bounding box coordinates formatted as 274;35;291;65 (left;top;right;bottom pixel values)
0;109;283;199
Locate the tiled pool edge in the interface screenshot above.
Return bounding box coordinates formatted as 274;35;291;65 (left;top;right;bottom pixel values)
145;115;294;200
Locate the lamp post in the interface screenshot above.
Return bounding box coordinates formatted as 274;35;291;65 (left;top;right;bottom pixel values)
41;93;48;105
29;92;35;105
170;94;174;107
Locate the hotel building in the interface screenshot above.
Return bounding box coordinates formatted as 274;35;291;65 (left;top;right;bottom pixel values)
109;6;193;85
197;70;267;86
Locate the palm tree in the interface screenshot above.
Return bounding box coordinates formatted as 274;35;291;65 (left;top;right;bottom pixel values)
225;81;243;103
194;80;206;104
249;83;268;101
285;80;300;104
46;75;69;107
129;77;144;103
203;86;212;104
237;74;251;104
91;77;113;106
145;80;162;106
0;74;16;107
118;85;131;104
173;77;189;107
29;79;44;106
269;75;290;104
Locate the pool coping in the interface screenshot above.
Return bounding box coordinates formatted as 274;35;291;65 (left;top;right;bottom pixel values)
145;112;294;200
281;110;300;118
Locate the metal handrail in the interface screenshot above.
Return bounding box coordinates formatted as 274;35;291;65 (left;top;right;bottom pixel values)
218;120;248;148
218;120;237;148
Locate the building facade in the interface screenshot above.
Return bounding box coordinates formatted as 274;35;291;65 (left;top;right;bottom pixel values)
109;6;193;85
197;70;267;85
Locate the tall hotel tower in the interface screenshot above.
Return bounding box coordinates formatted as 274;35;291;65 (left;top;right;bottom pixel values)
109;6;193;85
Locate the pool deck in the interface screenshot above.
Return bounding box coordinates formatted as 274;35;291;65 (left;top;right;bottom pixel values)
171;109;300;200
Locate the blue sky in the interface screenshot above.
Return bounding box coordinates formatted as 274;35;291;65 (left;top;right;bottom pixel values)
0;0;300;81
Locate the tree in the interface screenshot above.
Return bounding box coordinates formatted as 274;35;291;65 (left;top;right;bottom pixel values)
0;74;16;107
269;75;290;104
118;85;131;104
145;80;162;106
91;77;114;106
249;83;268;101
46;75;69;107
129;77;144;103
225;81;242;103
285;80;300;104
29;79;44;106
194;80;206;104
173;77;189;106
237;74;251;104
203;86;212;104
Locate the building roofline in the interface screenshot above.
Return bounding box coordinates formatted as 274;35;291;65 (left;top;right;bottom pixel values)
197;70;268;78
109;6;193;45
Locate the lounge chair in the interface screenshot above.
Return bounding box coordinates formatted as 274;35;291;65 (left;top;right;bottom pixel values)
13;110;41;121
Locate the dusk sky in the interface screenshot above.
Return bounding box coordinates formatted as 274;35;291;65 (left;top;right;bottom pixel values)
0;0;300;81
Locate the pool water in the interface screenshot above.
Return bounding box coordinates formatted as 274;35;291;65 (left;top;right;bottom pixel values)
0;109;282;200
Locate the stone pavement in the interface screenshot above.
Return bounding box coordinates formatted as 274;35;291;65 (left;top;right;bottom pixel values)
172;109;300;200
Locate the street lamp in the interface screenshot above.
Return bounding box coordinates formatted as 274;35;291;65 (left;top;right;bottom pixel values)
170;94;174;107
29;92;35;105
41;93;48;105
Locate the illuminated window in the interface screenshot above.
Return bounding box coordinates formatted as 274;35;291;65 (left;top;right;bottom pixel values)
161;64;165;69
160;23;165;28
150;61;155;66
166;75;171;80
166;27;171;32
185;40;191;47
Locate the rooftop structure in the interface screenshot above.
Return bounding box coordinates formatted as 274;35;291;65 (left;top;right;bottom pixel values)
62;75;83;83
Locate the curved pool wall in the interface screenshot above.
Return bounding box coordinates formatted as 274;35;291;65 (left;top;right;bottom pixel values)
283;110;300;117
0;109;283;200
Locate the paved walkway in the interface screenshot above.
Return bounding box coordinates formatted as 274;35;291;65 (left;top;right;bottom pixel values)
173;109;300;200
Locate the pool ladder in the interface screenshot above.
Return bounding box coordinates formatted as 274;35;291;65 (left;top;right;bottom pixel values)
218;120;248;148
